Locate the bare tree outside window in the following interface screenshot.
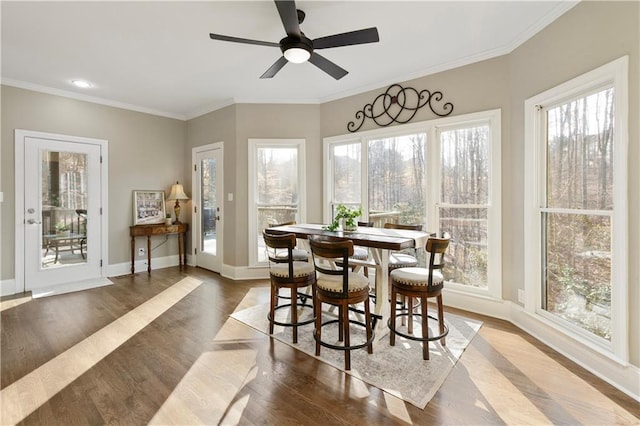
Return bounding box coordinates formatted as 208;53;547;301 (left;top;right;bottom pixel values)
367;134;427;228
256;147;299;262
543;87;614;340
439;126;490;287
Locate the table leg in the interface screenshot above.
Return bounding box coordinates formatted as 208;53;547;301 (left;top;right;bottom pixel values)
147;236;152;274
131;236;135;274
178;232;184;268
54;240;60;263
370;248;390;341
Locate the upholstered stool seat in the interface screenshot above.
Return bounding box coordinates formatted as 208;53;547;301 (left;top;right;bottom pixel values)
275;249;309;262
389;267;444;288
315;270;369;293
388;252;419;270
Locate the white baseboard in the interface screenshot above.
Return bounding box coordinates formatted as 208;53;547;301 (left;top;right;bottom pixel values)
106;255;185;277
0;278;17;297
220;264;269;281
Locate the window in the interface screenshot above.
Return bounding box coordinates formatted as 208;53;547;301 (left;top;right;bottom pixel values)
324;110;501;298
248;139;306;266
438;125;490;290
524;57;628;359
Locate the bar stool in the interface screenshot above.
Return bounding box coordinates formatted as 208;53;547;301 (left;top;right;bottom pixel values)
388;233;450;360
309;235;374;370
263;231;316;344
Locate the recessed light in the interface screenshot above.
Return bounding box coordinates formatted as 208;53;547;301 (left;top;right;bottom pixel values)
71;79;93;89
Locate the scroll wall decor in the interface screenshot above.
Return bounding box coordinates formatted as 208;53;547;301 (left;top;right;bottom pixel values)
347;84;454;132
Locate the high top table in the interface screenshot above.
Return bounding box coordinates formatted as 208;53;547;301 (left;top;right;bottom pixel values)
267;223;430;338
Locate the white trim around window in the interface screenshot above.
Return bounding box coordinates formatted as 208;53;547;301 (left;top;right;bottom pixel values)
524;56;629;363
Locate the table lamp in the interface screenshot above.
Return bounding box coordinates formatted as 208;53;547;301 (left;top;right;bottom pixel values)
168;181;189;224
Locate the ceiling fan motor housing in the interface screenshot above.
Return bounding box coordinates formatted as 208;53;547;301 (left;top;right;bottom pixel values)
280;35;313;56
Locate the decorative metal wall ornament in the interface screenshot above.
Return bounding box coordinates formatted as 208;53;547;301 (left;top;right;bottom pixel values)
347;84;454;132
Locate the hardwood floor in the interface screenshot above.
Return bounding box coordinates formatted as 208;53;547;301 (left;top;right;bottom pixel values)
1;266;638;425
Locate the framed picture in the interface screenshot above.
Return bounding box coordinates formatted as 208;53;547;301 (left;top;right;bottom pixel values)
133;190;166;225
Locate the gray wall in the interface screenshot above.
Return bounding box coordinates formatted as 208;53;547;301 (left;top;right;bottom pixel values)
1;1;637;365
185;103;321;267
1;86;186;279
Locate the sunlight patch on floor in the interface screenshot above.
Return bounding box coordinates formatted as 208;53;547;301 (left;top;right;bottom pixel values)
0;294;32;312
461;344;553;425
150;314;264;424
484;327;640;424
0;276;202;426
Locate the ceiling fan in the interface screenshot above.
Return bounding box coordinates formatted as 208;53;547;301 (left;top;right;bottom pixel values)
209;0;379;80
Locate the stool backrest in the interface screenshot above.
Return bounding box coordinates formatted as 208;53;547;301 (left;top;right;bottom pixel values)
263;231;297;277
384;222;423;231
425;233;450;286
268;220;297;227
309;235;354;295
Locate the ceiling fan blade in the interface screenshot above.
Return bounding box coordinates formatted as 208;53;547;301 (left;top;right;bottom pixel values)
312;27;380;49
260;56;288;79
209;33;279;48
275;0;301;38
308;53;348;80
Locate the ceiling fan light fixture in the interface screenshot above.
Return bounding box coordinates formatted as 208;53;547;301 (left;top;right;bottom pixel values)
283;47;311;63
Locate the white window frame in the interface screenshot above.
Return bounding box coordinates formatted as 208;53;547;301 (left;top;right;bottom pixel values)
323;109;502;300
524;56;628;362
248;138;306;267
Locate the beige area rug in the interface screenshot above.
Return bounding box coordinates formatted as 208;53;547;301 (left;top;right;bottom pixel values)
230;288;482;409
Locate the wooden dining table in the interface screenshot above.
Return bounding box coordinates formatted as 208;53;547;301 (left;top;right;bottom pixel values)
266;223;430;339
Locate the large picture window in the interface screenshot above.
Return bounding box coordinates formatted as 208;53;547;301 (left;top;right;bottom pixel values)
324;110;501;298
524;57;628;358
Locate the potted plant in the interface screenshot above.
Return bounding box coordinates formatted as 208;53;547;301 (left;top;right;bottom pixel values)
325;204;363;232
165;213;172;225
55;221;70;236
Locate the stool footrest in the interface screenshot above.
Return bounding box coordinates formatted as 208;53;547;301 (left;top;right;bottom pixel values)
268;302;315;328
314;318;375;351
387;313;449;342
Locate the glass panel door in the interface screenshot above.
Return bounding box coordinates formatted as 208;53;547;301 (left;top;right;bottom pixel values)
24;136;102;291
194;145;223;273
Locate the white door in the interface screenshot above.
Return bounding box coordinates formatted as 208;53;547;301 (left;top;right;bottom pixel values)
193;143;223;272
18;132;106;294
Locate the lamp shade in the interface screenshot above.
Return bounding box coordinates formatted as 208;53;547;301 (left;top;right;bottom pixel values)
168;182;189;200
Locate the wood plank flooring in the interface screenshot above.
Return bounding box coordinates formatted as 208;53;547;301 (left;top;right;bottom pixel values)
1;266;638;425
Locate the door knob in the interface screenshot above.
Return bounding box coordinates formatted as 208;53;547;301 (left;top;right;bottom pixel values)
27;219;42;224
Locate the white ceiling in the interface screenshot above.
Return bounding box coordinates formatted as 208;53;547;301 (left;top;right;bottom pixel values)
1;1;577;120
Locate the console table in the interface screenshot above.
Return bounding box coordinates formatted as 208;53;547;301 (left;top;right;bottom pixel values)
130;223;188;274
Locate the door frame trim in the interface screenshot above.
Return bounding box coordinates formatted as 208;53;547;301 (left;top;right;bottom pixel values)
14;129;109;293
191;142;224;272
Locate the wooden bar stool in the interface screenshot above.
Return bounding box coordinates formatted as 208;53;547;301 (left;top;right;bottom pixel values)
263;231;316;344
309;235;374;371
388;233;450;360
